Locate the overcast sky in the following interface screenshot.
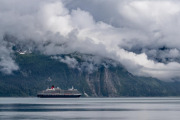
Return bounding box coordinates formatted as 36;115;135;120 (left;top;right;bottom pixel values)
1;0;180;81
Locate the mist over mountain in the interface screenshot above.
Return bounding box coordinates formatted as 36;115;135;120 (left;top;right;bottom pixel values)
1;53;180;97
1;0;180;81
1;0;180;96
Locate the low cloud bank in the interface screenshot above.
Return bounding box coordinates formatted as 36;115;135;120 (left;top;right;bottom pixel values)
1;0;180;81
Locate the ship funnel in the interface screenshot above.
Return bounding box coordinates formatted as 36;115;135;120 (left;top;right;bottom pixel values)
51;85;54;89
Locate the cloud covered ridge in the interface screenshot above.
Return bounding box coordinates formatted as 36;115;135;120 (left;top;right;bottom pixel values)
1;0;180;81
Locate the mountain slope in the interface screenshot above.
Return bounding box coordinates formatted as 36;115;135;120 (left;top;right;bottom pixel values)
0;53;180;97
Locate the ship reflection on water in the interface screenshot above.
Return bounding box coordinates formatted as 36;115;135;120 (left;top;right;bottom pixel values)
1;97;180;120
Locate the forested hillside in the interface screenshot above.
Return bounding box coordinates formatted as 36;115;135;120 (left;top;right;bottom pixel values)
1;53;180;97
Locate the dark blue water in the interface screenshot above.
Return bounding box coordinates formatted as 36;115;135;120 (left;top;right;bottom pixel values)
0;97;180;120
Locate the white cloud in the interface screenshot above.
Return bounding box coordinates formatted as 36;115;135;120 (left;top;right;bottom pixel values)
0;39;19;74
39;1;73;36
54;56;78;68
1;0;180;81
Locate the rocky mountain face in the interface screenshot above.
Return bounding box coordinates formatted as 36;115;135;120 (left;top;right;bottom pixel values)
1;53;180;97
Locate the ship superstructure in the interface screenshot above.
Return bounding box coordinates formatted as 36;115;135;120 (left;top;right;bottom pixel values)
37;86;81;98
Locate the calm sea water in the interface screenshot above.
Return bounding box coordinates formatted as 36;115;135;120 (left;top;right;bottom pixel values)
0;97;180;120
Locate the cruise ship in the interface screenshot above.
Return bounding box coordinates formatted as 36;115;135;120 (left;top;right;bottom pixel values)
37;85;81;98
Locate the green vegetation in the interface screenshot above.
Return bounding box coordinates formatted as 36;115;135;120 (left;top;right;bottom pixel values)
0;53;180;97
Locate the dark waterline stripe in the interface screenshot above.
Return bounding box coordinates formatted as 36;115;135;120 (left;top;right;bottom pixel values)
0;108;179;112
